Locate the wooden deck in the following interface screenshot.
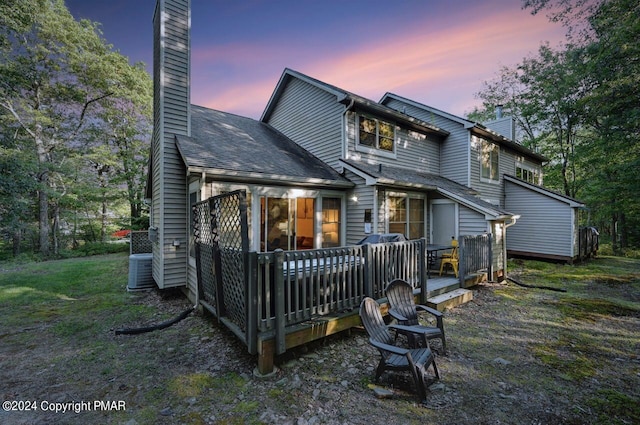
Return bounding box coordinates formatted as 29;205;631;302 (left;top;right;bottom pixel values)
250;273;476;375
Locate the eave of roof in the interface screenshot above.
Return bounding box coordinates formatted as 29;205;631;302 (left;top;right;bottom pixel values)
340;159;515;220
380;92;549;163
503;174;585;208
262;68;449;138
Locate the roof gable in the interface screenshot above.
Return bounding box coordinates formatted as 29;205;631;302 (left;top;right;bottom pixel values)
262;68;449;138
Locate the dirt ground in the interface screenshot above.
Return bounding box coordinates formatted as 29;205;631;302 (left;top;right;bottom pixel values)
2;266;639;424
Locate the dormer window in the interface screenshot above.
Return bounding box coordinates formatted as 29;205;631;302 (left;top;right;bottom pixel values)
358;115;395;153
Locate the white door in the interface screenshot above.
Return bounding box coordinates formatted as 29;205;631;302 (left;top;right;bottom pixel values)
431;201;457;245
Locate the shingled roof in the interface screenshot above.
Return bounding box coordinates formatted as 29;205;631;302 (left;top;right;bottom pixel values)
175;105;353;187
340;159;515;219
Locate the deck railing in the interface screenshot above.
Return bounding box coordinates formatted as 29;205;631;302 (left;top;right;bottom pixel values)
459;233;493;282
194;192;495;372
251;238;427;334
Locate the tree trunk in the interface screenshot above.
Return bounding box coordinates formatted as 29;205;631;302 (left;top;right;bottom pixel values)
53;201;60;255
35;127;51;257
611;213;618;253
619;212;627;249
38;173;50;257
12;229;21;257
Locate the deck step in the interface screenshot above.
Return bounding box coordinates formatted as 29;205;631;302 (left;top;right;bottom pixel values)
426;288;473;311
427;277;460;297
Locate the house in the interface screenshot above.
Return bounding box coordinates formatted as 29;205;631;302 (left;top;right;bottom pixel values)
379;94;592;262
147;0;592;304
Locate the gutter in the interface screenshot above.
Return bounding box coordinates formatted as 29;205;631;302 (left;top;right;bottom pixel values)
186;167;355;188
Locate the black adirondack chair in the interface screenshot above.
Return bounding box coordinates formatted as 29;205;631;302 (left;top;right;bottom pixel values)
359;297;439;402
386;279;447;354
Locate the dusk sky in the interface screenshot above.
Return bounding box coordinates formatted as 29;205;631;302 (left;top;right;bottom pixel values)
65;0;568;120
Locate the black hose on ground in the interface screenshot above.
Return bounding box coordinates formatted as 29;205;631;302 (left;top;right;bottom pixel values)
114;306;195;335
506;276;567;293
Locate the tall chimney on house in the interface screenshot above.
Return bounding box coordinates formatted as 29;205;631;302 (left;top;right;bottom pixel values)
150;0;190;288
495;104;503;119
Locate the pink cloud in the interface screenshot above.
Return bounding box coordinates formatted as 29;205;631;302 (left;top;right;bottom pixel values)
191;4;566;119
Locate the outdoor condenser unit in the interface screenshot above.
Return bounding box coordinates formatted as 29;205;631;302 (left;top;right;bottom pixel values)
127;253;155;291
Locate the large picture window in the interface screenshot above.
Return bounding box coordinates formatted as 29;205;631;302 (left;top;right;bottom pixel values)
359;115;395;153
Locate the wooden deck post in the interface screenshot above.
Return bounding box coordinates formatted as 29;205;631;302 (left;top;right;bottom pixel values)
419;238;428;304
274;249;286;355
245;251;257;355
257;338;275;375
363;244;372;297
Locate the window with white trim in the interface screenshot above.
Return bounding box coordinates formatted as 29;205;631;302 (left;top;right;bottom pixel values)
515;158;541;184
358;115;395;153
388;194;425;239
479;138;499;182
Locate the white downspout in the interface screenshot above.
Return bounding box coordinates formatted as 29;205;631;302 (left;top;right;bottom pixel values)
342;99;355;160
502;215;520;280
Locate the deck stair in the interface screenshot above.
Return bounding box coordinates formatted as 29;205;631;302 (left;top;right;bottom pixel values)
427;288;473;311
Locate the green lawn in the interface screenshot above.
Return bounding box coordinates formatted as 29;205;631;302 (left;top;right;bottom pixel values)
1;253;638;424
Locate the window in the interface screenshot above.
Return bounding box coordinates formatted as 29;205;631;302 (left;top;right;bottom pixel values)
388;196;406;235
408;198;425;239
388;195;424;238
480;138;499;182
259;197;321;251
359;115;395;153
516;160;541;185
321;198;341;248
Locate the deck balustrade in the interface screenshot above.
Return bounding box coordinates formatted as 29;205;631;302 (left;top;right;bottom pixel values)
193;191;492;373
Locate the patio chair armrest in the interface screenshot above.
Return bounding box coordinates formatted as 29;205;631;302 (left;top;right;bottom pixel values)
369;338;409;356
388;308;409;322
416;304;443;318
388;324;432;346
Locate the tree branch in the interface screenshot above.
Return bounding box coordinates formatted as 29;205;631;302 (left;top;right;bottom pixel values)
74;91;114;136
0;98;36;139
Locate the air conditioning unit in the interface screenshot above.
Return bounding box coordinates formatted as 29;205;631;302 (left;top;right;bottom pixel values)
127;253;155;291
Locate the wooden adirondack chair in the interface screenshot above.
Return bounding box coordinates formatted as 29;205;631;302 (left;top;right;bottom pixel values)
359;297;439;402
385;279;447;354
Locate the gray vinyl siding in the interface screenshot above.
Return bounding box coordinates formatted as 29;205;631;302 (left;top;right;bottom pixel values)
344;170;375;245
266;78;344;170
484;117;515;140
151;0;190;289
344;111;441;174
505;180;574;258
382;98;469;185
499;149;517;205
459;205;489;236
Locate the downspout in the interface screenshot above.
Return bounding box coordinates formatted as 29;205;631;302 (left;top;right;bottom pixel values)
342;98;355;160
502;215;520;280
193;171;206;310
